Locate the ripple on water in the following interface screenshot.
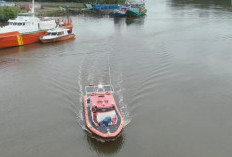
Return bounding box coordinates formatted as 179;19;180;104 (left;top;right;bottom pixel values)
76;45;132;133
129;41;174;109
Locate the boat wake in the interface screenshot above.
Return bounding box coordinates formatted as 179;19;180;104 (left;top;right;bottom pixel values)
114;72;131;127
76;52;131;136
76;58;89;131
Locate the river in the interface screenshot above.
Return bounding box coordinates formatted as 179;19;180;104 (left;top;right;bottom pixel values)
1;0;232;156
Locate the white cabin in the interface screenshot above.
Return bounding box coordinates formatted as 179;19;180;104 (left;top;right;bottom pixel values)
40;28;70;40
0;13;56;34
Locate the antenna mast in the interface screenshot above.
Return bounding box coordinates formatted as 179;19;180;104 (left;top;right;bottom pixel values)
32;0;35;17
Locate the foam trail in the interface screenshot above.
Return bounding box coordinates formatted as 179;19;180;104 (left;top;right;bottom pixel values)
115;73;132;127
76;58;87;131
108;54;131;127
108;55;112;85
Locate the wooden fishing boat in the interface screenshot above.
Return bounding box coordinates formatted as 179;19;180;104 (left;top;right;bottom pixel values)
92;4;121;10
40;28;75;43
126;1;147;17
126;7;147;17
83;85;124;140
110;6;128;17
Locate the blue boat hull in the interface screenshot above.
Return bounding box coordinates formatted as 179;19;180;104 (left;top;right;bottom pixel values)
111;11;126;17
92;4;127;10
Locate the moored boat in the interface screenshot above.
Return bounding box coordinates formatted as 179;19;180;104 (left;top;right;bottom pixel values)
126;7;147;17
126;1;147;17
83;85;124;140
110;6;128;17
0;13;56;49
0;0;57;49
0;30;47;48
40;28;75;43
92;4;122;10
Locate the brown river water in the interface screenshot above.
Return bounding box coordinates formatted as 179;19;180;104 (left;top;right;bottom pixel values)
1;0;232;156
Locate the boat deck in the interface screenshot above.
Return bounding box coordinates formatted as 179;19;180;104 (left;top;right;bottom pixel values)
86;102;122;134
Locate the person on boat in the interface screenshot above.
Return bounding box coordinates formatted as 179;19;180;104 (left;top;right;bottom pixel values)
92;105;97;113
101;117;112;127
92;105;98;124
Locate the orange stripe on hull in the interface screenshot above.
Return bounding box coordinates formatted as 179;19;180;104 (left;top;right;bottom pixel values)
83;96;124;138
0;31;20;48
0;31;46;49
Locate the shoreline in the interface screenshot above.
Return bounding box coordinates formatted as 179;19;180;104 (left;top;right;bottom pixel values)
0;2;116;25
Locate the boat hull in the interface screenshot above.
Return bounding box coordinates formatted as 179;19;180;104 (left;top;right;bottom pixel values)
40;34;75;43
111;11;126;17
92;4;121;10
0;31;46;49
83;96;124;139
126;8;147;17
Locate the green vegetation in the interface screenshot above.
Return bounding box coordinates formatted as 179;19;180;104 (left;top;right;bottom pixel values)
46;10;67;16
0;6;25;22
41;2;84;8
12;0;126;4
90;0;126;4
37;9;67;16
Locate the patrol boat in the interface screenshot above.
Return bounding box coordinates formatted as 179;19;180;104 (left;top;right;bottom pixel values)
83;85;124;140
40;28;75;43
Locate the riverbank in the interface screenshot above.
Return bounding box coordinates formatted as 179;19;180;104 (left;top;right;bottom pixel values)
0;2;126;25
36;2;112;16
0;3;108;25
36;9;112;17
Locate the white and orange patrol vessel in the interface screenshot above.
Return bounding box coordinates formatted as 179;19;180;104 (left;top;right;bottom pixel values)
0;0;73;49
83;85;124;140
0;1;57;49
40;28;75;43
0;14;56;48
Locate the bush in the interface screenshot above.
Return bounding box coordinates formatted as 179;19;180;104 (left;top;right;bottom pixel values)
0;6;25;22
46;10;67;16
86;0;126;4
14;0;126;4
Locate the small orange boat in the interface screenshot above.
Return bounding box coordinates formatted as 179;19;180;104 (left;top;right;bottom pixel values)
83;85;124;140
40;28;75;43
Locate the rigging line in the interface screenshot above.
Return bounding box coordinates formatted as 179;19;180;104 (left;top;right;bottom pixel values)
108;55;112;85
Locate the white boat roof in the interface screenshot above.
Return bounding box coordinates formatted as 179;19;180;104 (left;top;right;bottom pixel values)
47;28;69;33
8;16;40;23
85;85;114;95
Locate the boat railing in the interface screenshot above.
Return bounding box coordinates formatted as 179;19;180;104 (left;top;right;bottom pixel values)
85;85;114;95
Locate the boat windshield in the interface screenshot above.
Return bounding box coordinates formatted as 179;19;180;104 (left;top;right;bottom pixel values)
51;32;57;35
48;32;58;36
57;32;64;35
96;106;114;112
96;110;116;124
9;22;25;26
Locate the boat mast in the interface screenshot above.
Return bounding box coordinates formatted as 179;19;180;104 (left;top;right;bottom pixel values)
32;0;35;17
